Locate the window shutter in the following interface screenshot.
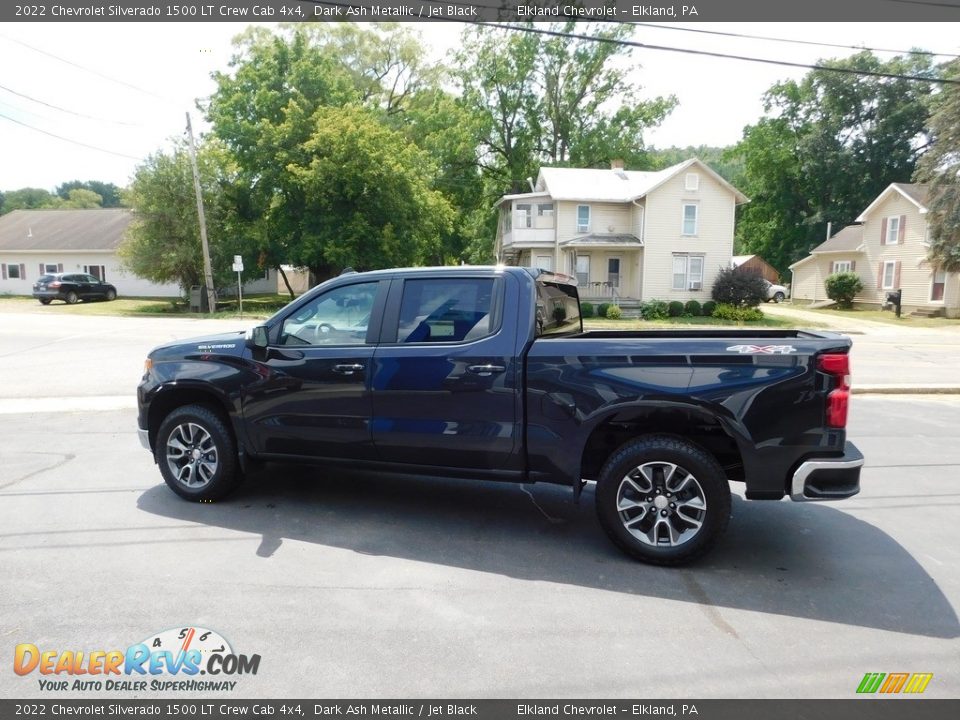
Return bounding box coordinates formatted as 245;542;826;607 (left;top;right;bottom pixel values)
850;260;856;272
830;262;836;273
1;265;6;280
880;218;888;244
877;262;883;288
57;263;63;273
898;215;906;244
40;263;44;276
894;261;901;288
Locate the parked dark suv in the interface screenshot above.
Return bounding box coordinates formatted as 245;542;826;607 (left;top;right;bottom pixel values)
33;273;118;305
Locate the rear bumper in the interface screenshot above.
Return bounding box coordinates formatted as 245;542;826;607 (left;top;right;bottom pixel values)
790;441;863;502
32;290;64;300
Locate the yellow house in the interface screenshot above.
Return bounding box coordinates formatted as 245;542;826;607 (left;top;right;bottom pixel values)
790;183;960;318
493;159;748;304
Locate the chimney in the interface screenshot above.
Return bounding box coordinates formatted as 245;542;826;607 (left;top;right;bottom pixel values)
611;159;625;171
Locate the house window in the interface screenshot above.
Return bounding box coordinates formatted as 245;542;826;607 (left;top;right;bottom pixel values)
537;204;554;217
881;261;897;290
84;265;106;281
3;263;23;280
923;226;931;247
682;203;698;236
931;270;946;302
832;261;852;274
575;255;590;286
672;254;704;291
885;216;900;245
534;255;553;272
515;203;532;229
44;263;59;274
685;173;699;191
503;209;512;233
577;205;591;233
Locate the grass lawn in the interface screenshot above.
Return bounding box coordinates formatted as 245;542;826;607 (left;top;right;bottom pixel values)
801;306;960;329
0;294;294;320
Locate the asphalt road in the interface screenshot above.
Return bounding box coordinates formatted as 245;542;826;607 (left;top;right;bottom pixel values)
0;310;958;699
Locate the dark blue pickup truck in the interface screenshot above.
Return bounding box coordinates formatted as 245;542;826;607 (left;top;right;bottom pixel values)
137;266;863;565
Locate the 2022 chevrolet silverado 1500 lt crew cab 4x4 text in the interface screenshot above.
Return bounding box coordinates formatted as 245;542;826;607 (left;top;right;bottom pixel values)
137;266;863;565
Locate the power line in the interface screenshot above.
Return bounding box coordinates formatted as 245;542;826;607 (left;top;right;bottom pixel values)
298;2;960;85
0;82;141;126
631;22;960;60
0;33;175;105
0;112;142;161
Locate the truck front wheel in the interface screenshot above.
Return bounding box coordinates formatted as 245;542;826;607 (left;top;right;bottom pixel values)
155;404;241;501
595;435;731;566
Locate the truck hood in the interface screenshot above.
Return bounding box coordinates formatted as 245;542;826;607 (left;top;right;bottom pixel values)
149;331;248;362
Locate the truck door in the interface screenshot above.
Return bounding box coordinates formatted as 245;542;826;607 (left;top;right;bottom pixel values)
370;273;522;474
241;280;385;459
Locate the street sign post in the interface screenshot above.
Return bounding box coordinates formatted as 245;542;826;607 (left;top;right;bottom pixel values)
232;255;244;318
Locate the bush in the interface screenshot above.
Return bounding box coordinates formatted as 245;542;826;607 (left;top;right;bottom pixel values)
701;300;716;317
580;301;595;318
597;303;611;319
640;299;669;320
824;272;863;309
684;300;702;317
605;304;623;320
711;266;767;307
712;303;764;322
668;301;685;317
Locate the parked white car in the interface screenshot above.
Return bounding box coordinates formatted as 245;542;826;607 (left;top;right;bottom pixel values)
763;280;788;303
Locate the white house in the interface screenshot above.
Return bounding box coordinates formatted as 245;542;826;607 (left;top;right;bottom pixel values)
0;209;302;298
789;183;960;317
494;159;749;303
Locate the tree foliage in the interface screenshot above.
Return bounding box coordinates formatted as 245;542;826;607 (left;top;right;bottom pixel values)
0;187;60;213
119;140;247;294
56;180;123;208
732;52;936;273
455;22;676;196
914;59;960;272
711;267;767;308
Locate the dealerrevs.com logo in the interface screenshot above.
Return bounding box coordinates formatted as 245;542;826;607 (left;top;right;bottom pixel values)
14;627;260;692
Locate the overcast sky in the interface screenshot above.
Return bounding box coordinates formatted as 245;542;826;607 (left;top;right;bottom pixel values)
1;21;958;192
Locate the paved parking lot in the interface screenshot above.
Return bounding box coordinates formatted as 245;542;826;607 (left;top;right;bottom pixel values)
0;310;958;699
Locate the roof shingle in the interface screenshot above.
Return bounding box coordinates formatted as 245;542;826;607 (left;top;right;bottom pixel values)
0;209;133;252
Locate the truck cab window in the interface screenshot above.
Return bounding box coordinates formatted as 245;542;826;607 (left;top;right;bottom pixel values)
397;278;498;343
280;282;378;346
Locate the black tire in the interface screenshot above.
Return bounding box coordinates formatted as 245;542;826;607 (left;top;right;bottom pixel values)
595;435;731;566
106;289;117;301
773;292;785;303
39;299;51;305
65;291;79;305
155;404;241;501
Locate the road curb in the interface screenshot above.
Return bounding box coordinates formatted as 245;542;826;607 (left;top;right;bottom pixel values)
853;386;960;395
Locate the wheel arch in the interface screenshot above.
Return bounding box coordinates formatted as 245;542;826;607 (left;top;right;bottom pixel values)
146;384;239;454
579;403;747;484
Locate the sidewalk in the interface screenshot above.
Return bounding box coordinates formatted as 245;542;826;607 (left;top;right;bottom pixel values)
764;303;960;393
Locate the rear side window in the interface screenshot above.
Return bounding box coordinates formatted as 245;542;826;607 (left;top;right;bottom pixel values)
536;280;581;336
397;278;499;343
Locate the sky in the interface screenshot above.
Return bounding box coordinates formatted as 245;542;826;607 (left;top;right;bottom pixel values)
1;21;958;192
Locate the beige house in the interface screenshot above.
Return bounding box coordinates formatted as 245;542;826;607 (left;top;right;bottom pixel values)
494;159;748;303
789;183;960;317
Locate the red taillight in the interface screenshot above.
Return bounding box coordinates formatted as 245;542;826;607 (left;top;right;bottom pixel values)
818;353;851;428
48;281;61;288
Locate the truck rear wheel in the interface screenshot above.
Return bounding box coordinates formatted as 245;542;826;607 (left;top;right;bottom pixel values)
595;435;731;566
155;404;241;501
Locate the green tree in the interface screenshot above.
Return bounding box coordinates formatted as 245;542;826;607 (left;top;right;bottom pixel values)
61;188;103;208
286;106;455;272
914;59;960;272
455;22;675;196
119;139;250;295
0;187;60;213
733;52;936;273
56;180;122;207
649;145;743;182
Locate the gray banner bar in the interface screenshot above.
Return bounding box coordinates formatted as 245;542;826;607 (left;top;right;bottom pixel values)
2;700;959;719
2;0;960;23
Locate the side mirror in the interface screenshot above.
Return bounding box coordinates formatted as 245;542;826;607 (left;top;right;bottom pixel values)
246;325;269;349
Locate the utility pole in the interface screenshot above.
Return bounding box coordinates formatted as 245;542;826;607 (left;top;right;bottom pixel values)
185;112;216;314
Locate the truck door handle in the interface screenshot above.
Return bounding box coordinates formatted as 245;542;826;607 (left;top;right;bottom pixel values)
467;364;506;376
333;363;365;374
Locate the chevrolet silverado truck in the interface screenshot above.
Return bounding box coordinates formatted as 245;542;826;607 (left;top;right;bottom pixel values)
137;266;863;565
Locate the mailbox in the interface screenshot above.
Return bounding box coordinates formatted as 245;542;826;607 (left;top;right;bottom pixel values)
885;289;902;318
